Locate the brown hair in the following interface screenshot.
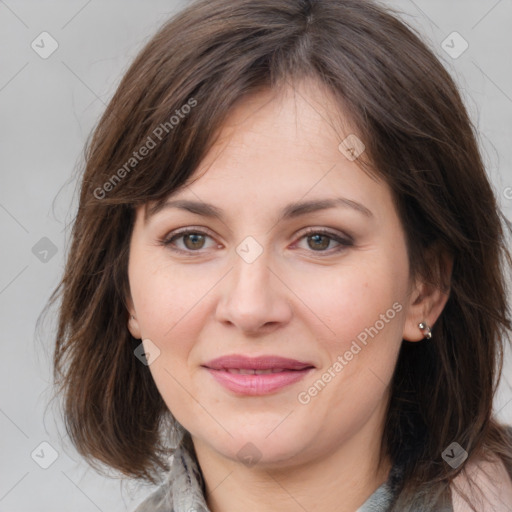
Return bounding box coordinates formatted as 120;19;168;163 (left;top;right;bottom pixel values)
49;0;512;509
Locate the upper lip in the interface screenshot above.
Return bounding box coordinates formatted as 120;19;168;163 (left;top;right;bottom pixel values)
202;355;315;371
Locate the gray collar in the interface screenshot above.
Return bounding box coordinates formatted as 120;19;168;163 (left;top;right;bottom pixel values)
134;447;402;512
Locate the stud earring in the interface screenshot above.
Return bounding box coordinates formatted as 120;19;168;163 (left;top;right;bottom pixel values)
418;321;432;340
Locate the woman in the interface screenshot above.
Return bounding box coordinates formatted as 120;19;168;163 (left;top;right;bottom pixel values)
50;0;512;510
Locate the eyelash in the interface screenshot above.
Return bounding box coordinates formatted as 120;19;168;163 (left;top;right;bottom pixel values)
160;227;353;256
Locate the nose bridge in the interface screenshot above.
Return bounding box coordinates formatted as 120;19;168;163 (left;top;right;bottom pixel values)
215;236;292;331
231;239;274;303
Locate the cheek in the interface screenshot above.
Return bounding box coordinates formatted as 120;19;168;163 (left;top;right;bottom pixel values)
129;251;209;341
128;250;224;400
293;255;406;342
128;255;208;419
295;253;407;398
291;275;405;450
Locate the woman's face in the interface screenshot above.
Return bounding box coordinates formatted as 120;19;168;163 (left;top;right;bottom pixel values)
127;80;426;469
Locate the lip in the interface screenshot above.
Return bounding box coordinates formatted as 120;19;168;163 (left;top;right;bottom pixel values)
202;355;315;396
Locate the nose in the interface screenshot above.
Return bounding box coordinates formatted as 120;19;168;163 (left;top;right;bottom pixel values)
215;247;293;335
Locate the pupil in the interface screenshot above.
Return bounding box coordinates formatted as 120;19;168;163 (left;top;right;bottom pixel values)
186;234;204;249
309;234;328;250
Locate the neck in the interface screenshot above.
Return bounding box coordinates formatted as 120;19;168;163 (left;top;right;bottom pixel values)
192;409;392;512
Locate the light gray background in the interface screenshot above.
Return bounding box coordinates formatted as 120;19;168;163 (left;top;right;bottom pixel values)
1;1;511;511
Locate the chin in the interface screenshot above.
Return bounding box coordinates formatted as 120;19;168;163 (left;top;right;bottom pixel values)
204;427;309;469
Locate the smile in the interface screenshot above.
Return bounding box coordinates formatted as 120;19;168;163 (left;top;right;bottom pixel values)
202;355;315;395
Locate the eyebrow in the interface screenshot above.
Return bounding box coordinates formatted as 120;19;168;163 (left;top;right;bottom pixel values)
146;197;373;224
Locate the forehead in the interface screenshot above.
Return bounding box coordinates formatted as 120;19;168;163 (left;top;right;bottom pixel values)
198;79;355;166
144;79;389;222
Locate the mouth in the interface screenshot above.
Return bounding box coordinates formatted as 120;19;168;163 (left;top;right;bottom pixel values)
201;355;315;395
219;368;299;374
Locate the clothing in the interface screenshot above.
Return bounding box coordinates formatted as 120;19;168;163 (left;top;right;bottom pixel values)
132;445;453;512
133;447;209;512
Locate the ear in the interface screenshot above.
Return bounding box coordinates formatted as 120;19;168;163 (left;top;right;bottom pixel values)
403;245;453;342
126;296;142;340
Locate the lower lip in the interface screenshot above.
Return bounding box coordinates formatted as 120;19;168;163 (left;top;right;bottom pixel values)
204;368;313;395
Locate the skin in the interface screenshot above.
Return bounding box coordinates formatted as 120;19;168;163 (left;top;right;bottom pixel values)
127;78;450;512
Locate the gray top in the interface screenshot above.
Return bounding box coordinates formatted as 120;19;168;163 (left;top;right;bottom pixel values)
132;446;453;512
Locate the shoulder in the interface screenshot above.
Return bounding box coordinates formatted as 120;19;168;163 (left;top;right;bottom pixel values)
451;454;512;512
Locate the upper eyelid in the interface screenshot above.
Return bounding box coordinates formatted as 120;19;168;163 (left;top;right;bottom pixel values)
164;226;217;241
163;226;350;239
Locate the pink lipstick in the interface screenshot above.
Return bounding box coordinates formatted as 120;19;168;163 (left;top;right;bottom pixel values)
202;355;315;395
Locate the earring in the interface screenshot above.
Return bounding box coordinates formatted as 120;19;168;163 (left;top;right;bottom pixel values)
418;321;432;340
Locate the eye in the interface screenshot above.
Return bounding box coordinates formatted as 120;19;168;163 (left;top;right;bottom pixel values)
162;228;218;253
294;228;353;253
161;227;353;255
